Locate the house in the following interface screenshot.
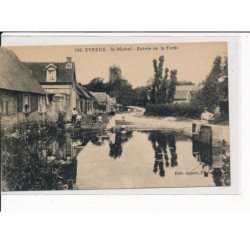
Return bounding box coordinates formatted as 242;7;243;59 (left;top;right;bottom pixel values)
90;92;107;113
75;84;97;115
0;47;47;125
173;90;192;103
173;85;194;104
90;91;118;113
23;57;87;120
106;95;118;113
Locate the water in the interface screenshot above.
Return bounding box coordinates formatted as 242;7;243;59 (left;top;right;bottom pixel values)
2;120;230;191
74;130;229;189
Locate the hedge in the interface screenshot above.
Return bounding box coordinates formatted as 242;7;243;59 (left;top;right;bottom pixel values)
144;103;203;118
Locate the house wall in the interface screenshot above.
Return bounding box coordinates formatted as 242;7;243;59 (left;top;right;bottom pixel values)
0;89;18;125
0;89;46;125
79;98;94;115
41;84;74;121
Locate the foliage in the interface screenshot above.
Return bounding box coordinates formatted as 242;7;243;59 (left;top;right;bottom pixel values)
166;70;177;104
84;77;107;92
144;103;203;118
149;56;177;105
190;55;229;123
57;111;66;129
151;56;169;104
131;85;151;107
1;121;70;191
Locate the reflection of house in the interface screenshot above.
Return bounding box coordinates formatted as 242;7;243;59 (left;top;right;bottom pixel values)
23;57;85;119
0;48;47;125
173;85;194;104
90;92;118;113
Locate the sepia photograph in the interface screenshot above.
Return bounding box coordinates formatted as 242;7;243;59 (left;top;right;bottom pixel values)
0;41;231;191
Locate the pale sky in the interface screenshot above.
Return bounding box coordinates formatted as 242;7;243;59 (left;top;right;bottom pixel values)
8;42;227;87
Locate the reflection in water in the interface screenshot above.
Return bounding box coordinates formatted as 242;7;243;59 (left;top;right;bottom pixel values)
109;130;133;159
2;124;230;190
192;139;230;186
148;131;178;177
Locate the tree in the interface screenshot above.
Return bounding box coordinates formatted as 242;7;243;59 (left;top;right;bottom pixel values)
151;56;169;104
84;77;107;92
200;56;221;111
132;85;151;107
166;70;177;104
191;55;229;115
150;55;177;104
107;65;134;106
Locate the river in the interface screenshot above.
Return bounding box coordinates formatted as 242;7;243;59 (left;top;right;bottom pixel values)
2;109;230;191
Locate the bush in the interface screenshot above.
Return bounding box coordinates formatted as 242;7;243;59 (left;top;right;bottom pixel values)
56;111;66;129
144;103;203;118
1;120;68;191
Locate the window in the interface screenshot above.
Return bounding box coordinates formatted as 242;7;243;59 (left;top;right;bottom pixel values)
46;64;57;82
3;101;9;115
87;101;90;112
38;96;46;113
23;94;30;112
46;68;56;82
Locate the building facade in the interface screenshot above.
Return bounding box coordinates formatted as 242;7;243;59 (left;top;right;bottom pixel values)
173;85;194;104
90;92;118;113
75;84;97;115
23;57;82;120
0;48;46;125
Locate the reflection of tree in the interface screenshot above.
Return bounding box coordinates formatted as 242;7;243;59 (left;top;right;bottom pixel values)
109;130;133;159
192;139;231;186
168;135;177;167
212;168;223;186
148;132;178;177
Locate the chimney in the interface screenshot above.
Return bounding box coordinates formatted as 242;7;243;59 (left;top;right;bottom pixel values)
66;57;72;68
66;57;72;63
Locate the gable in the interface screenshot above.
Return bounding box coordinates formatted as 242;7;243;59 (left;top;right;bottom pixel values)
23;62;76;84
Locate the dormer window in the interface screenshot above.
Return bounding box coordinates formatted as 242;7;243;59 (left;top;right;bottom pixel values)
46;63;57;82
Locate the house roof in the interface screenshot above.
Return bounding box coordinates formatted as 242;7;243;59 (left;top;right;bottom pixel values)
90;92;107;103
174;90;190;100
0;47;46;95
76;84;97;101
23;61;76;83
84;88;97;101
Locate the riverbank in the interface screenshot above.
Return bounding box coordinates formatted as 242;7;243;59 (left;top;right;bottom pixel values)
111;111;230;142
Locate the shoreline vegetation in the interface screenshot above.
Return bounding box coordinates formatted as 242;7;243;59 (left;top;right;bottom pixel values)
83;54;229;125
1;114;230;191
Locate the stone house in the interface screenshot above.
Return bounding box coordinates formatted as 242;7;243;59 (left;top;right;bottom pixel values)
173;85;194;104
75;83;97;115
90;91;118;113
0;47;47;125
23;57;86;120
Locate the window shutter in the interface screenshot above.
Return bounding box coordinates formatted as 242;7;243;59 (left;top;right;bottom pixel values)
17;93;23;113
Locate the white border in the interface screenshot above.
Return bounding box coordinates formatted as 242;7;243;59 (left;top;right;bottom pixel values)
1;33;240;196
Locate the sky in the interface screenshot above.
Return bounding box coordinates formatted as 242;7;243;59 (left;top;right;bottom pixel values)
8;42;227;87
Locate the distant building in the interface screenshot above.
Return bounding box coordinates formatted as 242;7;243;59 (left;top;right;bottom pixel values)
90;92;119;113
23;57;89;119
0;48;46;125
173;85;194;104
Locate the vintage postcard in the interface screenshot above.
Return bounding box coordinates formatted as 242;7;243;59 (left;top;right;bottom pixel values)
0;41;233;191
